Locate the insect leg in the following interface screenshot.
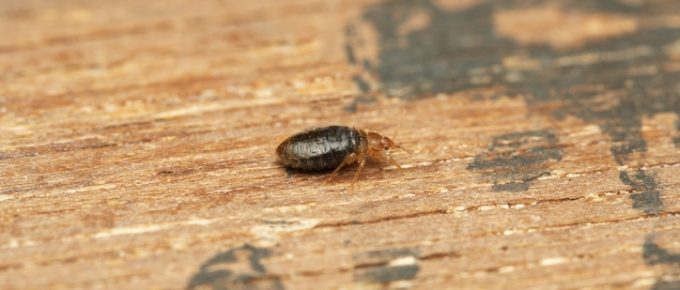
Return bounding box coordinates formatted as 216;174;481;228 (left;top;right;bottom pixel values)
326;153;357;183
350;158;366;191
385;154;403;170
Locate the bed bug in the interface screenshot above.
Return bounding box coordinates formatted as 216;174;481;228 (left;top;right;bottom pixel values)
276;125;406;186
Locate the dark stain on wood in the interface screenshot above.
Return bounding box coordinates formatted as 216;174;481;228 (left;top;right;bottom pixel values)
346;0;679;207
187;244;284;290
620;170;664;214
467;129;562;192
643;235;680;289
652;280;680;290
644;236;680;267
346;0;680;285
674;119;680;147
344;94;374;113
353;248;420;284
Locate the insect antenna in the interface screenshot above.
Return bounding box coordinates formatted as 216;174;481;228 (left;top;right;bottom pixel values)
392;107;412;154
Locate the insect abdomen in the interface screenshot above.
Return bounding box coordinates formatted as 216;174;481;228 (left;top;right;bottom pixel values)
277;126;361;171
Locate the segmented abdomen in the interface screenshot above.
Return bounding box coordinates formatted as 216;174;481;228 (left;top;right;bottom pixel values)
277;126;361;171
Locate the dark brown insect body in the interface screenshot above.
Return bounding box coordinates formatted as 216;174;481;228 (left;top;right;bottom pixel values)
277;125;405;184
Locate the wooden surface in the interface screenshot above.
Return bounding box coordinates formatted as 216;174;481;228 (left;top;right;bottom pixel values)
2;0;680;289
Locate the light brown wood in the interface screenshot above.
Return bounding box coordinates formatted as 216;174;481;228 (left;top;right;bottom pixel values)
1;0;679;289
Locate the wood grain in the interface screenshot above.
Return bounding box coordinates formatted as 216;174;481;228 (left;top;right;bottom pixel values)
1;0;680;289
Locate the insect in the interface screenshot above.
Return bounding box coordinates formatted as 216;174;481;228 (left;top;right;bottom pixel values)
276;125;407;186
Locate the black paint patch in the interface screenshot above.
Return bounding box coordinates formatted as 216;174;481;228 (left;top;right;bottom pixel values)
342;2;680;287
354;265;419;284
643;236;680;267
353;248;420;284
352;75;371;93
467;130;562;191
347;0;512;100
355;248;417;261
345;25;358;65
345;44;357;65
187;244;284;290
346;0;680;167
344;94;375;113
651;280;680;290
643;235;680;288
620;170;664;214
674;119;680;147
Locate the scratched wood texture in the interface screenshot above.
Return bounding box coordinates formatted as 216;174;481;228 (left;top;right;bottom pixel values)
2;0;680;289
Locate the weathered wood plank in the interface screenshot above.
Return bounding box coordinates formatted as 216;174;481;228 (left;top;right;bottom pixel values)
1;0;680;289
